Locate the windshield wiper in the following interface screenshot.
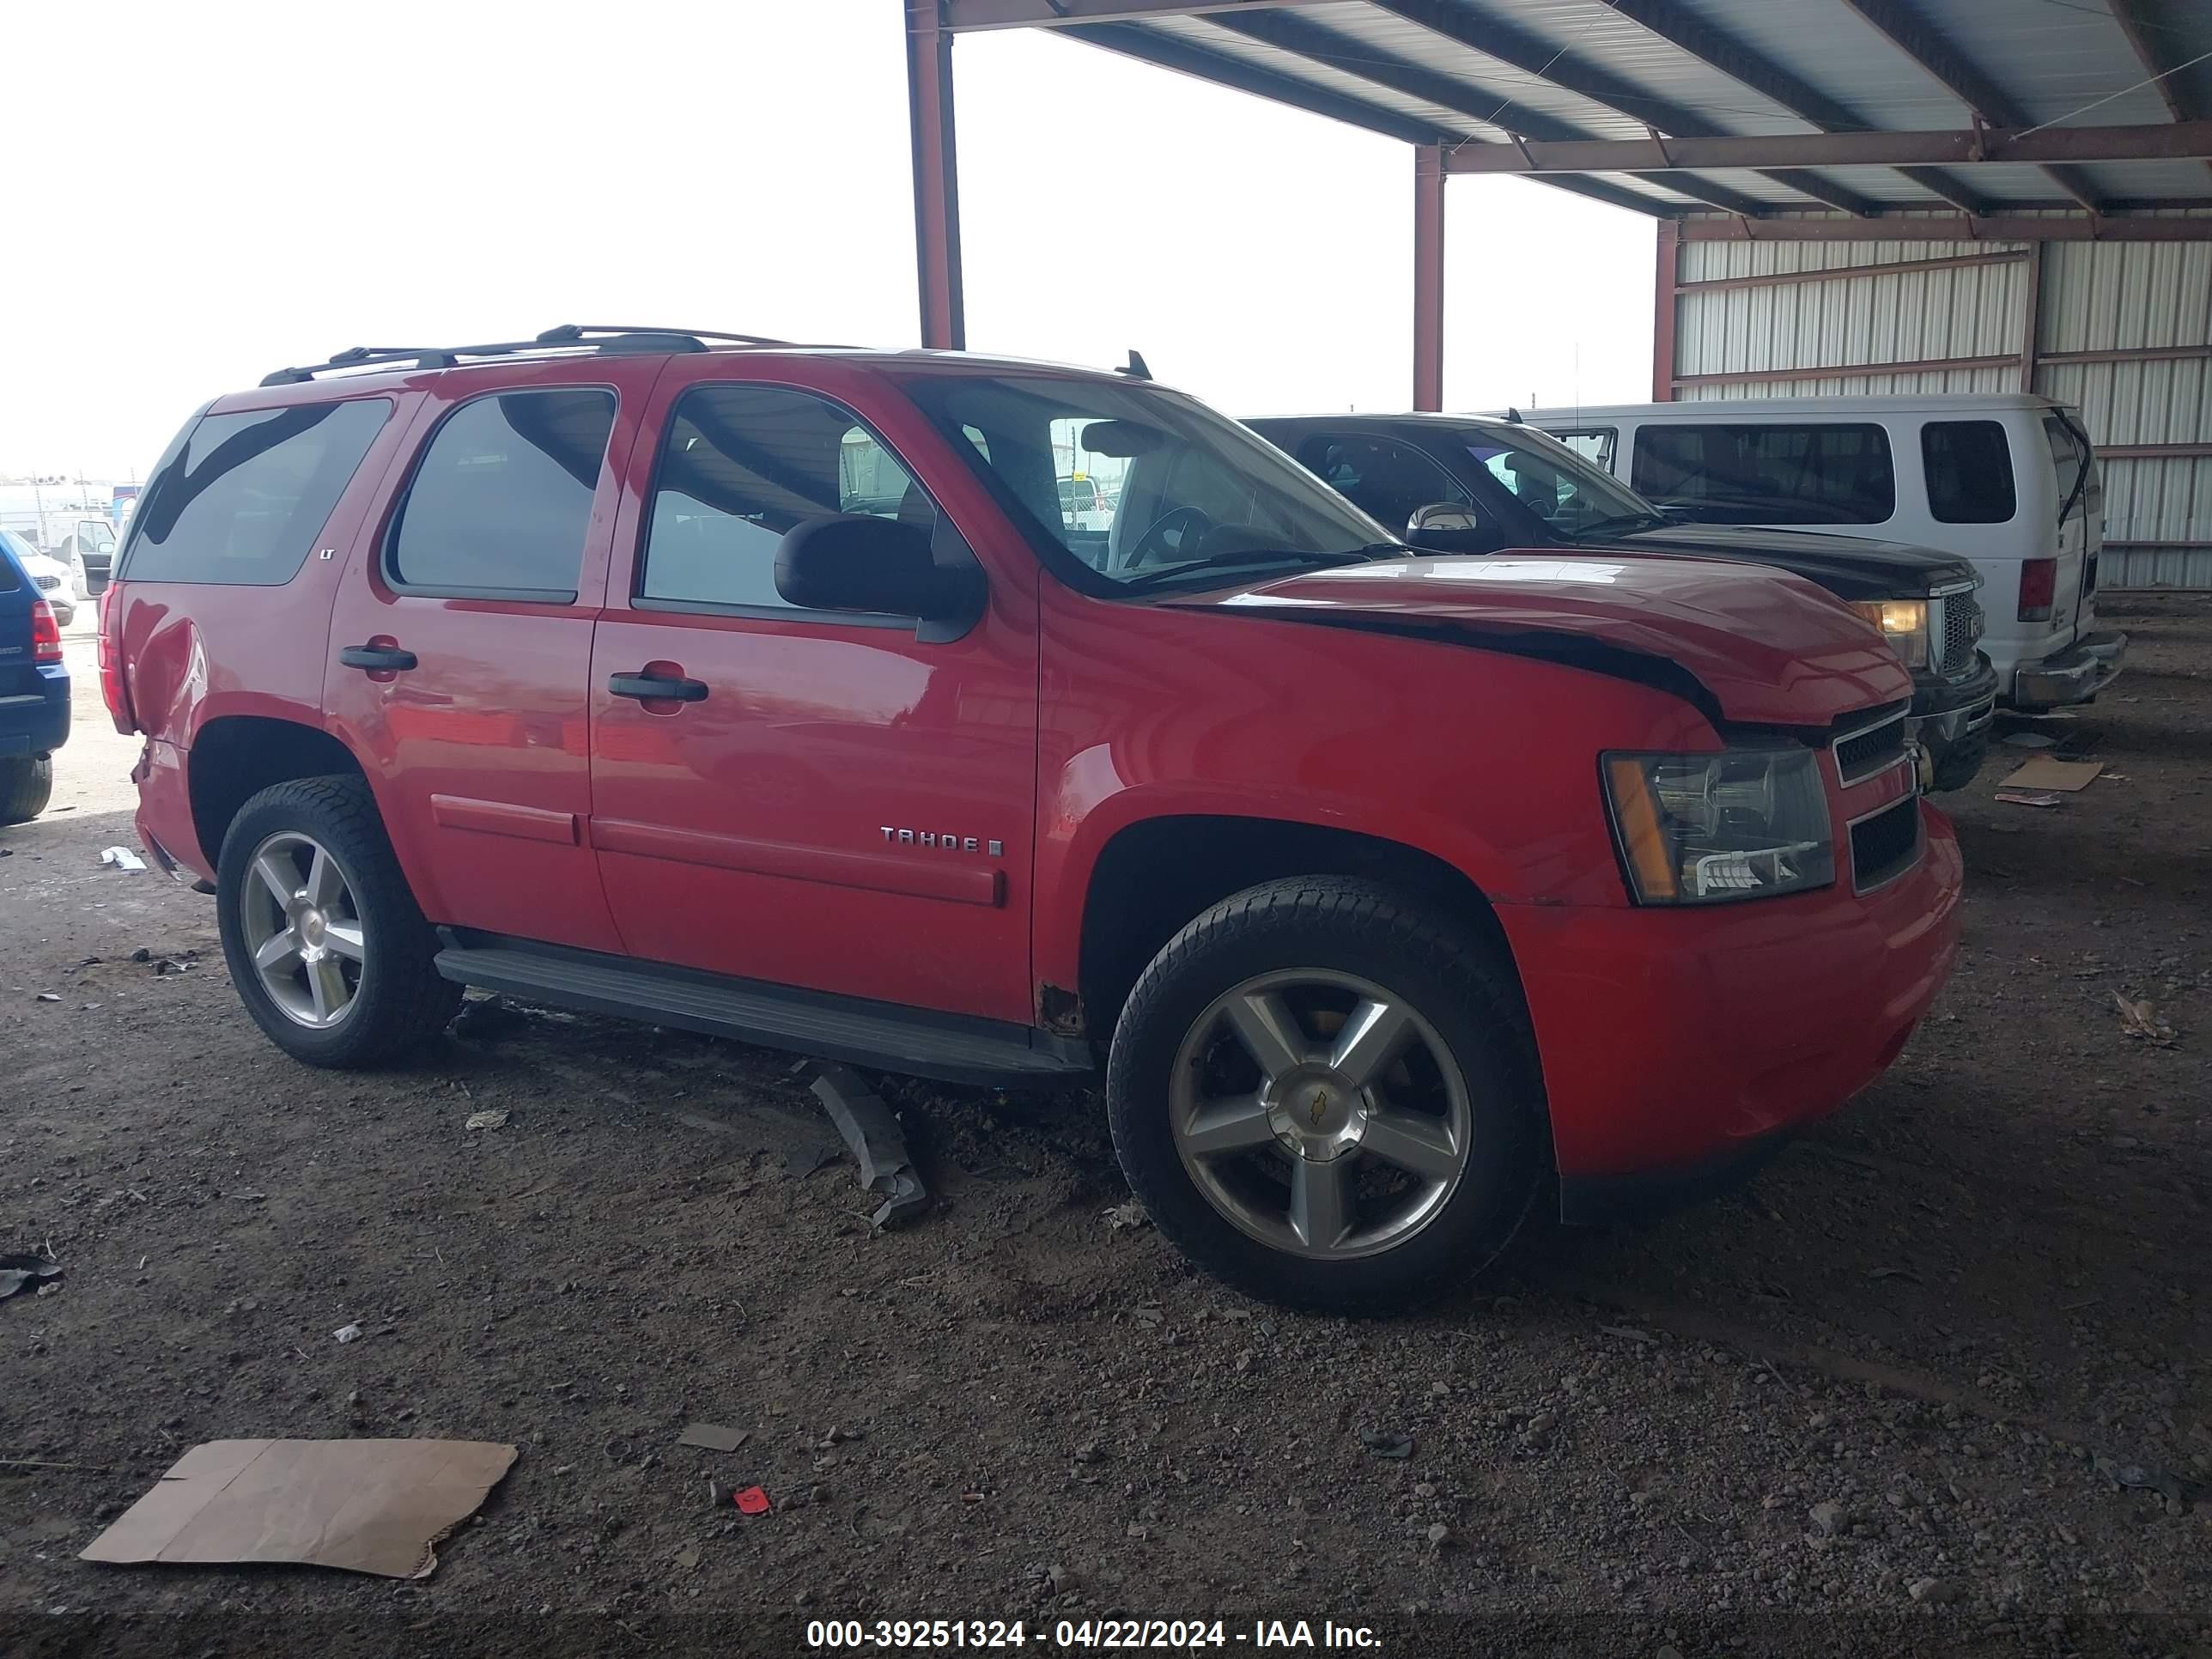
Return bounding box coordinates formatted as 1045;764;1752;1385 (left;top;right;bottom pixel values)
1117;547;1380;592
1571;512;1669;537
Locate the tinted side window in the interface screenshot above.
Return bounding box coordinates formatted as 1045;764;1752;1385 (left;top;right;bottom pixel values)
1631;423;1893;525
387;390;616;599
1922;421;2017;525
638;385;933;612
121;400;391;586
1297;434;1468;532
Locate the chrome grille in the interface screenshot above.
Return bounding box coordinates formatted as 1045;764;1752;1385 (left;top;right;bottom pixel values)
1938;592;1984;674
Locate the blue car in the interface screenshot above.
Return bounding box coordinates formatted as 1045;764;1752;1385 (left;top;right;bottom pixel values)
0;530;68;823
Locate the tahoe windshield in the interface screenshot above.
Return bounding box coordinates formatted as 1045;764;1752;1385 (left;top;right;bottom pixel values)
897;373;1395;592
1461;428;1662;538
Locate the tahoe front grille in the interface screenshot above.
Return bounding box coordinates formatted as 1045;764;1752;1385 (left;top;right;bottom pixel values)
1939;592;1984;674
1832;702;1910;786
1850;795;1923;893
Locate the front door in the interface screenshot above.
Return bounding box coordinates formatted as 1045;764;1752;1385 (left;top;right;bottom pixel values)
587;368;1038;1023
324;358;662;953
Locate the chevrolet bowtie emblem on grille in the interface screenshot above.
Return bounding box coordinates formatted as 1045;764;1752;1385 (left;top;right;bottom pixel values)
881;827;1003;857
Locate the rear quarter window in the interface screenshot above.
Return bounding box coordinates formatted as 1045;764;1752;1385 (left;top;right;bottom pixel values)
120;399;392;585
1923;421;2017;525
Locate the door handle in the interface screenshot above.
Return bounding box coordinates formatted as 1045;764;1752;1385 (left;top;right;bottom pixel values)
339;644;418;672
608;671;708;703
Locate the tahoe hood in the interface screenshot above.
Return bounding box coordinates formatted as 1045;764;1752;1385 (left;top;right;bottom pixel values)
1168;553;1911;728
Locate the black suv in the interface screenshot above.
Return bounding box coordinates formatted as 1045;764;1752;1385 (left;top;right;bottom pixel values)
1249;413;1997;792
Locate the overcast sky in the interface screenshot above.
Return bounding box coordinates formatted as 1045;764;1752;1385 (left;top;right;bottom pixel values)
3;0;1656;480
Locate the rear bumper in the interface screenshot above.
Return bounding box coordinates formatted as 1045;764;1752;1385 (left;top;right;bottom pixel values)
132;738;212;882
2009;630;2126;709
1498;807;1962;1193
0;667;70;757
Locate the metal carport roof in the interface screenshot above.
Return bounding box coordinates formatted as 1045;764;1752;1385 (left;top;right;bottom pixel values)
904;0;2212;405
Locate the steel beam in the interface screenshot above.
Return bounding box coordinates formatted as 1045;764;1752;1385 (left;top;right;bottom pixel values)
1834;0;2108;212
1678;214;2212;244
945;0;1326;29
1437;122;2212;175
2020;242;2045;392
1673;352;2021;388
906;0;966;350
1652;219;1679;402
1602;0;1991;213
1414;144;1445;412
1677;249;2029;294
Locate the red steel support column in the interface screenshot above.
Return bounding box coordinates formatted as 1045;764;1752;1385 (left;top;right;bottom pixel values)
2019;241;2045;392
907;0;967;351
1413;143;1445;411
1652;218;1680;401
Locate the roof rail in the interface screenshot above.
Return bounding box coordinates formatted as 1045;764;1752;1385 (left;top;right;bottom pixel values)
256;325;792;388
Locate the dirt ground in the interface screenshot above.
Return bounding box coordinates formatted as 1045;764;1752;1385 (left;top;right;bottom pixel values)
3;601;2208;1659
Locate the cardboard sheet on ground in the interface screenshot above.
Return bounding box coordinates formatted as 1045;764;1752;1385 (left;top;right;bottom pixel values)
2002;757;2105;793
81;1438;516;1578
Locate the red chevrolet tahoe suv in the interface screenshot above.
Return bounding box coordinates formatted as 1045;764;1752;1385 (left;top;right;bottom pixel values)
108;326;1961;1310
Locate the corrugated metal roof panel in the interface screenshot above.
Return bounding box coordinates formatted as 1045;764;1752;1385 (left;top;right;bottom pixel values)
1907;0;2172;127
1444;0;1818;135
1307;3;1667;140
1666;0;1972;130
1138;14;1493;138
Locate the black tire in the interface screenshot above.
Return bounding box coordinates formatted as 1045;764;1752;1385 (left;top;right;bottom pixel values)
0;755;52;825
1105;877;1547;1315
216;775;460;1068
1929;726;1989;793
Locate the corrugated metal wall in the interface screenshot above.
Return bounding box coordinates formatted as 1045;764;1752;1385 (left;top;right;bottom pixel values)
1668;228;2212;588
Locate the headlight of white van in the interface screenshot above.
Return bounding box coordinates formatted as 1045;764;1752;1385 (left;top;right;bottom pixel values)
1603;748;1835;905
1849;599;1929;670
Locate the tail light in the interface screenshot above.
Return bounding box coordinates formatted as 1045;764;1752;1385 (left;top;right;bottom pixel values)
2017;557;2056;623
98;584;137;734
30;599;63;665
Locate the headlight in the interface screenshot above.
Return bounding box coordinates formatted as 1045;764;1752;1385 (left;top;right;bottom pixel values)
1850;599;1929;669
1602;748;1834;905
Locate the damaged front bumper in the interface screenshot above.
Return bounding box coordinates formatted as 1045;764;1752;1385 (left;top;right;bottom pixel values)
1909;652;1999;793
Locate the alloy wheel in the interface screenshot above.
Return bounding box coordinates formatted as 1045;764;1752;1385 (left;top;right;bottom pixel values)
237;830;367;1029
1167;968;1474;1260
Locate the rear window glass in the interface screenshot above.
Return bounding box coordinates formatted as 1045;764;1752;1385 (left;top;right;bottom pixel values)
2044;414;2100;519
1923;421;2016;524
1632;423;1893;525
121;400;391;586
0;530;29;591
387;390;616;599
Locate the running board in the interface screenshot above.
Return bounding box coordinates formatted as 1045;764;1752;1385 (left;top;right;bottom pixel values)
433;935;1094;1090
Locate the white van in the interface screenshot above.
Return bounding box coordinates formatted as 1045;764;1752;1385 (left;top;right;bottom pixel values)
1530;395;2124;709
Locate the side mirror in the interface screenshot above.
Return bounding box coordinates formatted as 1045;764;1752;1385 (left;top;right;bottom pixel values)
1405;501;1498;556
775;514;985;641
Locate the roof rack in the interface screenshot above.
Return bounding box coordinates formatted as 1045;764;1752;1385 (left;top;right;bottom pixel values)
256;324;795;387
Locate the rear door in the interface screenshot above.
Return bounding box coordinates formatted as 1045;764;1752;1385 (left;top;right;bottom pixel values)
323;357;664;953
2045;410;2100;629
586;362;1040;1022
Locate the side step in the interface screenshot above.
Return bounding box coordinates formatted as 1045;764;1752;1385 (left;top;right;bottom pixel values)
434;936;1095;1090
